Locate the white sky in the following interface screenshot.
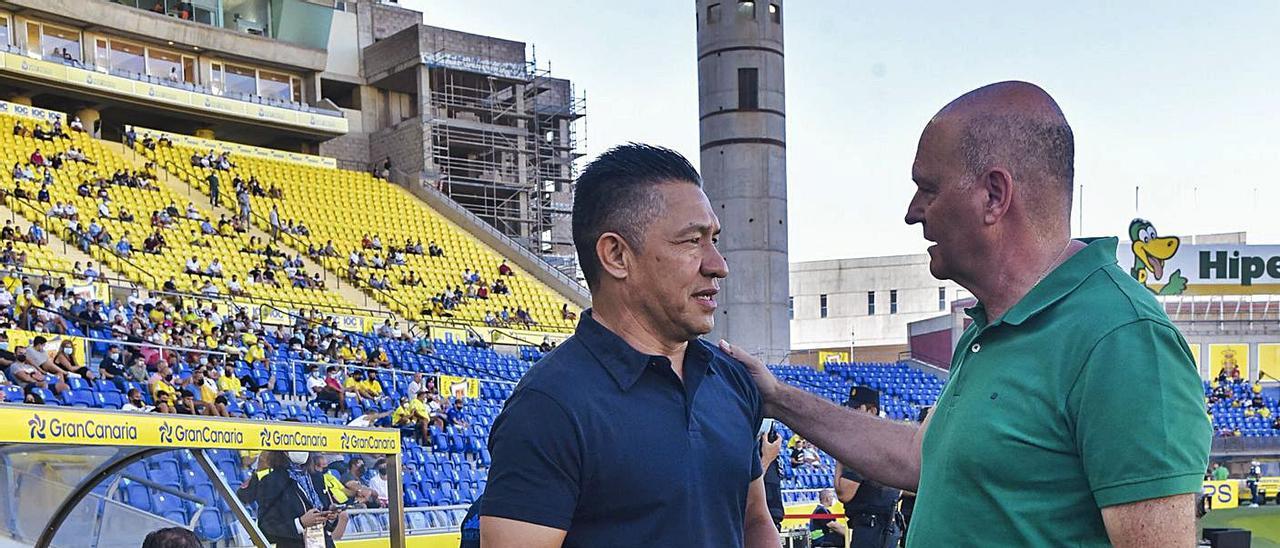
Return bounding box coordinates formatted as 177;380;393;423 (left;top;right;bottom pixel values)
406;0;1280;262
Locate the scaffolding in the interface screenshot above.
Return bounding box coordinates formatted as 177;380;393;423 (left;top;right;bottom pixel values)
421;51;585;257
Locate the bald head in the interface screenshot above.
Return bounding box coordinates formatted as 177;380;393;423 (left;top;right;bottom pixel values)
929;81;1075;221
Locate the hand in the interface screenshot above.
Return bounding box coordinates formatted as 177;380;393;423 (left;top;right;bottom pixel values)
300;508;327;528
719;340;782;411
761;432;782;466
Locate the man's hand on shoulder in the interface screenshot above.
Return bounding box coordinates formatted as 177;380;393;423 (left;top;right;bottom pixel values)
719;340;782;412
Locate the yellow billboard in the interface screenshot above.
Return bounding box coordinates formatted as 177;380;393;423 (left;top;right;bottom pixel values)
1209;344;1249;381
438;375;480;400
818;351;850;365
1187;343;1202;375
1260;344;1280;382
129;125;338;169
1201;480;1238;510
0;406;398;453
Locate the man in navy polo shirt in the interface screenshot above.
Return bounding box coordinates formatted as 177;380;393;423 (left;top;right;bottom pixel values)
481;144;778;547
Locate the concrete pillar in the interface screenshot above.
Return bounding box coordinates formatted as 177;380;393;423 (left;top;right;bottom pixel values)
696;0;790;363
74;108;100;138
195;128;215;140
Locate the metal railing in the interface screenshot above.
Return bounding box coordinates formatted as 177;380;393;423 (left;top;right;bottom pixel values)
10;44;341;117
4;194;159;289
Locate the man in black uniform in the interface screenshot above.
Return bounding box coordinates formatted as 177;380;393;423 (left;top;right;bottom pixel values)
810;488;848;547
835;386;902;548
760;419;784;530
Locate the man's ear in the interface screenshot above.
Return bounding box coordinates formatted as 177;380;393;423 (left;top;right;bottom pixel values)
596;232;632;283
981;168;1014;225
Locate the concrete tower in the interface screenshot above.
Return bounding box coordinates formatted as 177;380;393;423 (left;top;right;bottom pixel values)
696;0;789;363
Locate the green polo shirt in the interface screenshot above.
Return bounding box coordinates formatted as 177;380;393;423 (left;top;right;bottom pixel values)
907;237;1211;547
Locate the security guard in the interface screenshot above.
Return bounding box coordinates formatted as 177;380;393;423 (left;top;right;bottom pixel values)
835;386;902;548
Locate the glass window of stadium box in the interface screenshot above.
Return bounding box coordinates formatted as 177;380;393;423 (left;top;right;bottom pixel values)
258;70;302;103
146;48;187;83
222;63;257;97
24;21;82;61
0;15;10;48
109;40;146;76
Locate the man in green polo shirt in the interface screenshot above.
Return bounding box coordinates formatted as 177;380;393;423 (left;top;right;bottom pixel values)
720;81;1210;546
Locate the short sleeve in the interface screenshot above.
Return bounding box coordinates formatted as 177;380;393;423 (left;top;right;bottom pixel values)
840;466;865;483
481;388;581;530
1069;320;1211;508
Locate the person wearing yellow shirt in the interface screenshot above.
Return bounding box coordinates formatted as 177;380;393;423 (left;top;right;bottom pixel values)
1260;407;1273;420
191;367;230;417
344;370;379;400
246;343;267;366
392;395;430;443
359;377;383;399
218;364;245;397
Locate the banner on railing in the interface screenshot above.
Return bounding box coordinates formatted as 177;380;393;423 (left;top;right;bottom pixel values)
127;125;338;169
437;374;481;399
0;406;399;453
0;98;65;124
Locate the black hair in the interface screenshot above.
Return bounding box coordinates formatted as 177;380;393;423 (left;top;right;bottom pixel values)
141;527;202;548
572;143;701;289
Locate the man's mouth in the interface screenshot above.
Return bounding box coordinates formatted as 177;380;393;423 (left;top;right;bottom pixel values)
693;289;718;308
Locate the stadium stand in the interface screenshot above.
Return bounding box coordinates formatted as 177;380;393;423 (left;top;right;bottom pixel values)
0;116;350;311
137;132;579;333
1206;378;1280;438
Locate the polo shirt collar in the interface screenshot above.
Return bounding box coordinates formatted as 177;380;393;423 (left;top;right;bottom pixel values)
966;237;1119;328
574;309;713;392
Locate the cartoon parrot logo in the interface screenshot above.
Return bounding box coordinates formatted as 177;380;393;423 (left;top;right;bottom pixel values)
1128;219;1187;295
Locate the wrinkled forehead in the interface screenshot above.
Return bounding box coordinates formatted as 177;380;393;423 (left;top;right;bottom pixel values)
912;116;964;183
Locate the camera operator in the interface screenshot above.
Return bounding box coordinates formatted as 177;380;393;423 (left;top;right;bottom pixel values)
835;386;902;548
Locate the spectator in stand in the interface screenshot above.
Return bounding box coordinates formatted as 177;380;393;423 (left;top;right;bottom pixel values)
120;387;154;412
98;344;128;392
392;394;430;443
148;360;177;401
207;171;220;208
446;398;469;429
498;260;514;277
152;390;176;414
428;240;444;258
269;205;280;241
339;458;381;508
368;459;390;504
810;489;848;547
7;344;67;402
28;222;47;246
492;278;509;295
561;303;577;321
69;116;84;133
173;389;202;415
83;262;100;281
308;365;344;412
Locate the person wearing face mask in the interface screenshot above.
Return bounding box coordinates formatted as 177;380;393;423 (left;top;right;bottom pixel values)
308;365;344;413
120;388;153;412
367;458;389;505
98;345;128;392
256;451;348;548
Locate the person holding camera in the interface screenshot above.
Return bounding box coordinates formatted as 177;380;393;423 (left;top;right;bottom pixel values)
256;451;348;548
835;386;902;548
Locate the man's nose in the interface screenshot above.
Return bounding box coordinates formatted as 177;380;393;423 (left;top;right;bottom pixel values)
703;244;729;278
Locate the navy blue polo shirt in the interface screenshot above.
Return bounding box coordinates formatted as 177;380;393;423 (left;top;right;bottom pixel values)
481;310;764;547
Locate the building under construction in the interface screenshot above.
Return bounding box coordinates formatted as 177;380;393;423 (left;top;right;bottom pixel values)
319;1;585;263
